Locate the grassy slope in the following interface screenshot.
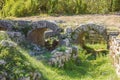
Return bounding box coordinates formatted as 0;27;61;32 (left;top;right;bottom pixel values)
0;32;119;80
0;44;119;80
16;46;119;80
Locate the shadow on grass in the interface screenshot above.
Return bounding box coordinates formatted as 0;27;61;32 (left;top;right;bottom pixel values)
83;45;108;60
49;45;109;79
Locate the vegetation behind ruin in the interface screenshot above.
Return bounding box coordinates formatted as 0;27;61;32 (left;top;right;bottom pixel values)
0;0;120;80
0;0;120;17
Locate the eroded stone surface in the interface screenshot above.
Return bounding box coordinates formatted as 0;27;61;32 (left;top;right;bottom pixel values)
49;46;78;67
72;23;108;47
109;35;120;77
0;40;17;47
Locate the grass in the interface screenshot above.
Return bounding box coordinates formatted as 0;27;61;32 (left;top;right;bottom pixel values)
0;32;119;80
18;45;119;80
86;43;107;50
0;0;120;17
0;44;119;80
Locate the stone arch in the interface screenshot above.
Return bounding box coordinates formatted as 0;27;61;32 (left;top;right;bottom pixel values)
27;20;62;47
72;23;108;47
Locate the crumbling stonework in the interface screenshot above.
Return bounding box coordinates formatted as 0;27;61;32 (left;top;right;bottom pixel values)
49;46;78;67
3;20;120;79
72;23;108;47
0;20;112;68
109;33;120;77
0;31;25;44
28;21;62;46
0;20;62;47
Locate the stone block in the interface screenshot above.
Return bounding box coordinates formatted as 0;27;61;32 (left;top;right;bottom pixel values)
59;38;70;46
72;46;78;55
65;27;73;34
0;40;17;47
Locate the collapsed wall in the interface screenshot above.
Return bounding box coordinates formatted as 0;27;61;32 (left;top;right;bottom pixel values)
109;33;120;76
1;20;118;68
3;19;120;79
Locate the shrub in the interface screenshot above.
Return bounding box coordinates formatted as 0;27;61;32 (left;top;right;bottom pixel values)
0;0;120;17
0;45;36;79
0;0;39;17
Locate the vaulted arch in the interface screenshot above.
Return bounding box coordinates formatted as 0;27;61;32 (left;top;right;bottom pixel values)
72;23;108;47
27;21;62;46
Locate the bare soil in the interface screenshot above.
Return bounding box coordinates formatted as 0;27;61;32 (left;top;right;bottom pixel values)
13;14;120;31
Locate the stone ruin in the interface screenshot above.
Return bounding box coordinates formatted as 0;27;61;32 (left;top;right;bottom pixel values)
72;23;108;48
109;32;120;77
1;19;120;76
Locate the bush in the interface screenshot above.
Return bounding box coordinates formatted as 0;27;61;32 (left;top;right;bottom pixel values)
0;45;36;79
0;0;39;17
0;0;120;17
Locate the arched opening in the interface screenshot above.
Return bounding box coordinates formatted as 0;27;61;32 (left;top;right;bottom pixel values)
72;23;108;58
27;28;59;51
27;21;61;51
73;23;108;47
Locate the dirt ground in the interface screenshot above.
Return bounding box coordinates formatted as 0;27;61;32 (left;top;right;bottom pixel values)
13;14;120;31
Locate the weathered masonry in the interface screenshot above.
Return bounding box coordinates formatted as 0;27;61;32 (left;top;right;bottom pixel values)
0;20;120;76
72;23;108;47
109;32;120;77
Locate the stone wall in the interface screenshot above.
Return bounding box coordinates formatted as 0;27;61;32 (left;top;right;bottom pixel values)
2;20;120;79
0;20;62;47
0;20;112;64
109;33;120;77
48;46;78;67
72;23;108;47
0;20;109;47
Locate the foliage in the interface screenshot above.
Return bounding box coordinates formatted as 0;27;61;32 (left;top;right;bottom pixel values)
57;46;67;52
86;43;107;50
112;0;120;11
43;45;118;80
0;44;118;80
0;46;36;79
0;31;10;41
0;0;5;10
0;0;120;17
0;32;119;80
0;0;39;17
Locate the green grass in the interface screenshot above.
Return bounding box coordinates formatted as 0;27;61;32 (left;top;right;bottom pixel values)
0;32;119;80
0;31;10;41
86;43;107;50
19;46;119;80
0;44;119;80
